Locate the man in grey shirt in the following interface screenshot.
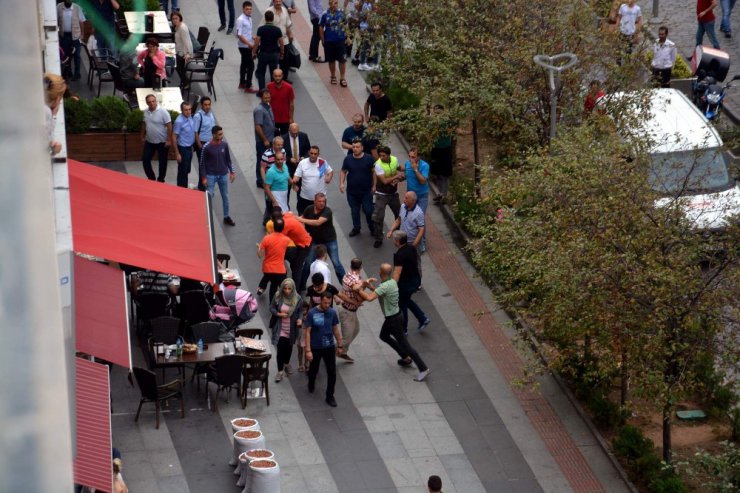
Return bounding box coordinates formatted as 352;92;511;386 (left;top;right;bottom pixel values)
254;89;276;187
141;94;173;182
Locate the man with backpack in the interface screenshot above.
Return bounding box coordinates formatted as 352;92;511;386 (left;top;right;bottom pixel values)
193;96;216;191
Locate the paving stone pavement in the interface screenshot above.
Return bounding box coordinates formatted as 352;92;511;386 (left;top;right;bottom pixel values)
651;0;740;119
75;0;638;491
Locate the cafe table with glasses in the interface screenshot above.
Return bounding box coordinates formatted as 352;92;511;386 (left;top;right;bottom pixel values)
152;337;271;368
124;10;171;35
136;87;184;112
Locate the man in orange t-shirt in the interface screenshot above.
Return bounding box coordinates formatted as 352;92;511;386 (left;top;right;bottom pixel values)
257;218;292;301
267;206;313;288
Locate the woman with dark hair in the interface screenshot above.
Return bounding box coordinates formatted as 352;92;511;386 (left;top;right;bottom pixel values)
136;37;166;86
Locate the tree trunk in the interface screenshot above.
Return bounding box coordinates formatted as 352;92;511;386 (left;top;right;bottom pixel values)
472;118;481;199
620;347;629;406
662;404;672;463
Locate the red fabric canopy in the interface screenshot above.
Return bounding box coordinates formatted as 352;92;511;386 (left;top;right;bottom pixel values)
74;256;131;368
73;357;112;493
68;160;216;283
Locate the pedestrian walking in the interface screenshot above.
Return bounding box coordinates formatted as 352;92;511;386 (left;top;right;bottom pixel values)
267;69;295;135
264;149;291;213
615;0;642;59
172;101;195;188
721;0;736;37
235;1;257;93
269;278;303;382
57;0;86;81
200;126;237;226
308;0;326;62
253;11;285;91
140;93;173;183
697;0;721;48
340;138;376;237
389;191;426;254
297;193;347;290
354;263;430;382
292;146;334;214
257;218;292;302
389;230;430;333
263;0;295;81
338;258;366;362
254;89;276;187
217;0;236;34
652;26;677;88
305;291;344;407
320;0;349;87
282;122;311;208
372;145;403;248
429;105;454;205
364;82;393;122
193;96;216;191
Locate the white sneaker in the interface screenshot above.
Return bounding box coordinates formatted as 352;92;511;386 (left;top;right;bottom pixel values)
275;371;284;382
358;63;370;71
414;369;430;382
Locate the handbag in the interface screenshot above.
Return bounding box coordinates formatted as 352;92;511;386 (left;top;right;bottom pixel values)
287;43;301;70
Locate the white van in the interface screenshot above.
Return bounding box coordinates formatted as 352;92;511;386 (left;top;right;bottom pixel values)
619;88;740;231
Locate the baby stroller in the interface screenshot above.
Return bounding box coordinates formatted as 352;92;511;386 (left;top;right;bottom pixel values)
209;286;258;341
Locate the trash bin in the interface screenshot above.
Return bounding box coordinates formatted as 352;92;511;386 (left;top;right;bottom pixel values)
692;46;731;82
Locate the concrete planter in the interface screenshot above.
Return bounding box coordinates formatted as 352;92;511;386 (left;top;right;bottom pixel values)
67;132;176;161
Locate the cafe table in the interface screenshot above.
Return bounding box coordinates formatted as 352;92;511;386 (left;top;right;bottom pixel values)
136;87;184;112
153;338;271;367
124;10;171;35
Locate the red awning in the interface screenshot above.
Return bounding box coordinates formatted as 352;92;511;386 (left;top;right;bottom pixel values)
74;256;132;368
73;357;112;493
68;159;216;283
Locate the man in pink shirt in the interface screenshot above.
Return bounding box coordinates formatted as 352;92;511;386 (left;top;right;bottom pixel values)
267;68;295;135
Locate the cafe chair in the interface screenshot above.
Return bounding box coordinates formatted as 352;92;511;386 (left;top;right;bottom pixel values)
216;252;231;268
135;292;171;341
106;60;137;108
193;37;213;63
183;47;224;101
133;366;185;429
235;328;263;340
191;321;222;344
206;354;248;412
242;354;271;408
85;46;115;96
150;316;181;345
179;290;211;330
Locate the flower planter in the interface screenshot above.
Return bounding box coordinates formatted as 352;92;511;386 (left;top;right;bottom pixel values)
67;132;177;161
66;132;127;161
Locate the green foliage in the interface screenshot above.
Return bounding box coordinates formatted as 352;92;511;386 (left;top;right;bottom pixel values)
587;392;627;431
386;83;420;113
614;425;687;491
449;174;486;225
64;97;92;134
90;96;130;131
125;109;144;132
677;441;740;492
692;352;737;419
168;109;181;122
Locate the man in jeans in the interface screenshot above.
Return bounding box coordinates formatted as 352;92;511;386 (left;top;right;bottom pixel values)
389;229;430;333
337;257;366;362
172;101;195;188
200;126;237;226
372;145;403;248
217;0;236;34
340;138;376;237
354;263;430;382
305;291;344;407
253;10;284;91
235;1;257;93
297;193;346;291
254;90;276;188
141;94;173;183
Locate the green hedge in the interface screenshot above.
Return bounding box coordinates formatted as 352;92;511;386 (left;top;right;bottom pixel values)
613;425;688;492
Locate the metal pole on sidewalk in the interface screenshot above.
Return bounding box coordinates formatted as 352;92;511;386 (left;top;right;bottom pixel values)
533;53;578;141
0;1;74;491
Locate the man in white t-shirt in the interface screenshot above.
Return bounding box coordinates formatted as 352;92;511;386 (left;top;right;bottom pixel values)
616;0;642;55
309;244;332;285
293;145;334;214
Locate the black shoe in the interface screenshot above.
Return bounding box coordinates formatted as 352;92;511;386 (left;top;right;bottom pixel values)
326;396;337;407
351;58;360;66
349;228;360;237
224;216;236;226
373;239;383;248
227;28;233;35
308;381;315;393
726;32;733;38
397;358;412;367
217;25;226;31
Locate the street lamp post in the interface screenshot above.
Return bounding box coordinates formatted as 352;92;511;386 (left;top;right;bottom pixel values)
533;52;578;140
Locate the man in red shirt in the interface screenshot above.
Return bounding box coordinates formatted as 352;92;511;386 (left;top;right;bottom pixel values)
257;218;292;301
697;0;721;48
267;68;295;135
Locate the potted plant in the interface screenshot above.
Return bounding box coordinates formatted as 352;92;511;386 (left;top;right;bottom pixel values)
66;96;179;161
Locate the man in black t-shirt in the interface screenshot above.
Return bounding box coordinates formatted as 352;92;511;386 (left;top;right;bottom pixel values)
340;139;376;237
297;193;347;291
364;82;393;122
391;230;430;333
253;10;284;91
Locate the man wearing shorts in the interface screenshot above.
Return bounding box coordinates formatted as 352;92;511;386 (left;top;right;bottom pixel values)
319;0;348;87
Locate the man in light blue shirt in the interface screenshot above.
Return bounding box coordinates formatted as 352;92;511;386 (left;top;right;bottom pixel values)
193;96;217;190
403;147;430;213
235;1;257;92
173;101;196;188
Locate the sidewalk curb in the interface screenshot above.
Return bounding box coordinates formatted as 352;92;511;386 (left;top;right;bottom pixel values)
391;121;637;493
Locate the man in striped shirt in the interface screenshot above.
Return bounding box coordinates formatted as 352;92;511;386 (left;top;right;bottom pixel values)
338;258;366;362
